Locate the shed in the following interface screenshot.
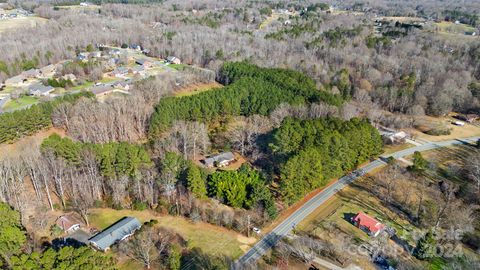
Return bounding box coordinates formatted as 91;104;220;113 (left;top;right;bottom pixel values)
89;217;142;251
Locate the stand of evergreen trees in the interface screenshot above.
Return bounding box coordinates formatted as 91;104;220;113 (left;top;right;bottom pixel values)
41;134;152;178
0;92;94;144
270;117;383;204
149;62;343;137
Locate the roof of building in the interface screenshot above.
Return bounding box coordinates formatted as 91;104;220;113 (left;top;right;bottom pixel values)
28;83;55;94
5;74;25;84
91;84;114;95
56;214;82;231
135;59;149;65
353;212;385;233
166;56;178;62
22;68;40;77
203;152;235;167
89;217;141;251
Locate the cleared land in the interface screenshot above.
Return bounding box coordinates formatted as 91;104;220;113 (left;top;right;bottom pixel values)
173;82;223;97
0;16;47;33
88;208;256;259
434;21;476;35
409;115;480;142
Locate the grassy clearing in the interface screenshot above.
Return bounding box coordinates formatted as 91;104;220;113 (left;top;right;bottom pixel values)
70;81;94;91
169;64;187;71
2;96;38;111
0;16;47;33
435;21;476;35
88;208;253;259
173;82;223;97
100;76;118;84
409;115;480;142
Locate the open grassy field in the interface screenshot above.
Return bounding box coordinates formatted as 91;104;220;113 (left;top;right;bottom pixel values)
2;95;38;111
434;21;476;35
88;208;255;259
0;16;47;33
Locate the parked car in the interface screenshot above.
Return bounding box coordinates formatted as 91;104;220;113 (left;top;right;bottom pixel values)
253;227;261;235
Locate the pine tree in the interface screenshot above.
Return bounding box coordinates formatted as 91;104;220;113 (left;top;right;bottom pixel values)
415;230;437;260
187;164;207;199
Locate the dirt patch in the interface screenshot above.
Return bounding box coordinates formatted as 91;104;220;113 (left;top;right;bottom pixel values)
173;82;223;97
0;127;66;160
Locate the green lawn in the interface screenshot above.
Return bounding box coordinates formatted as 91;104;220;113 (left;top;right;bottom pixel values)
88;208;250;259
70;81;94;91
2;96;39;111
0;85;16;94
169;64;187;70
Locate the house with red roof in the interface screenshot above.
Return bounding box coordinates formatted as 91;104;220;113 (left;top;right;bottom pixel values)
352;212;385;237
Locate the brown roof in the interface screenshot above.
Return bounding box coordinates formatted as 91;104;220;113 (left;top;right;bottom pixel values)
56;214;82;231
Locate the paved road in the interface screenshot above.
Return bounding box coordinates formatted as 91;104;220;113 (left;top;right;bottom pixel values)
233;136;480;269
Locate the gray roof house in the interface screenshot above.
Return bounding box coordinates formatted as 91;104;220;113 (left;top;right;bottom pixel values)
28;83;55;96
5;74;26;85
22;68;41;78
89;217;141;251
203;152;235;168
91;84;114;96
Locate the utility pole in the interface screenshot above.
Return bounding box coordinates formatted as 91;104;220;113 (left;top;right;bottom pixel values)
247;215;250;238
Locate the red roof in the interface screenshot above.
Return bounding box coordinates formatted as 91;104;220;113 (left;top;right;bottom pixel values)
352;212;385;233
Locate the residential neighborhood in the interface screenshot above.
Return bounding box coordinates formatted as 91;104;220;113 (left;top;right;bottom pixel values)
0;44;183;112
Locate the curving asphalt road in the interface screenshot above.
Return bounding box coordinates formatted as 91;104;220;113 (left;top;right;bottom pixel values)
233;136;480;269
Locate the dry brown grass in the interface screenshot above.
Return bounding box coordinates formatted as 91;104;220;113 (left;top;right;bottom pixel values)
409;115;480;142
0;127;66;160
0;16;47;33
173;82;223;97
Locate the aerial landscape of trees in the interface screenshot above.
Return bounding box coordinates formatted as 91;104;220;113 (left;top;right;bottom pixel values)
0;0;479;269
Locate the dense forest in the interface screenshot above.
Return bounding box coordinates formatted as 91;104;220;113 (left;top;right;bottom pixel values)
271;117;383;204
149;62;343;137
